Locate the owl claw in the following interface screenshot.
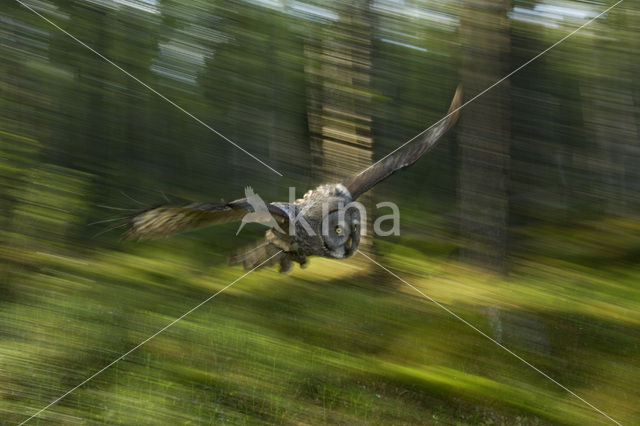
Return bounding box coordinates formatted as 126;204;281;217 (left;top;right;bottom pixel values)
279;255;292;273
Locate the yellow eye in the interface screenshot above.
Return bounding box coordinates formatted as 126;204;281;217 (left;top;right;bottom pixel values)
335;226;342;234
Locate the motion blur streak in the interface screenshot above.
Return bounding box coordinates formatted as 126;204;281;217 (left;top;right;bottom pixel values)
19;251;283;425
2;0;639;424
365;0;624;179
15;0;283;176
358;251;621;425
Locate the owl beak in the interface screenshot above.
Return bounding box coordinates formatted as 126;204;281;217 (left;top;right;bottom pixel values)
344;235;355;257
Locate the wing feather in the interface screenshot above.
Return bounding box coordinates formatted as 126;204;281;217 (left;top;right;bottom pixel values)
127;199;287;240
342;85;462;200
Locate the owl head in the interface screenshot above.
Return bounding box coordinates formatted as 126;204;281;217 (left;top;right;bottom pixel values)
321;206;361;259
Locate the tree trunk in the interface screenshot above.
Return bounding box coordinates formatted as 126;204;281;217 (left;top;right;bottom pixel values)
581;79;640;216
458;0;511;271
304;2;375;254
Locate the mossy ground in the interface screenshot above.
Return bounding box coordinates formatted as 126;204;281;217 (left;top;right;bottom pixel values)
1;218;638;424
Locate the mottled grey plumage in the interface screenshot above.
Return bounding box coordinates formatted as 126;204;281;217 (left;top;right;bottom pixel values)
127;85;462;272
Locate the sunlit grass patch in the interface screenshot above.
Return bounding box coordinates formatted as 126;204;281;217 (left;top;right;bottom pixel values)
2;217;639;424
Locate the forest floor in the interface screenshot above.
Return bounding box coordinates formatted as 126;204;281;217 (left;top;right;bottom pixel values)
1;218;638;425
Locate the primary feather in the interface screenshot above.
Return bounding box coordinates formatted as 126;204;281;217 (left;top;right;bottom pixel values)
342;84;462;200
127;203;244;240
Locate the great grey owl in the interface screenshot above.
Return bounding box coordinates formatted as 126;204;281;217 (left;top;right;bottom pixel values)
127;85;462;272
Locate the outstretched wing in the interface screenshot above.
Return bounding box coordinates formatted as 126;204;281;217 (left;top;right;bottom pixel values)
342;84;462;200
127;199;288;240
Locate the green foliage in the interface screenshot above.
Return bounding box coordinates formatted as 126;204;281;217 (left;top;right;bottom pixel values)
2;224;639;423
1;0;638;424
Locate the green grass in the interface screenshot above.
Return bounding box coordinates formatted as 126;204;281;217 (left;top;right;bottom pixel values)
1;219;639;425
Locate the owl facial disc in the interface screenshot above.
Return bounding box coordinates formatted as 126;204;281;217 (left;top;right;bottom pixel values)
321;207;361;258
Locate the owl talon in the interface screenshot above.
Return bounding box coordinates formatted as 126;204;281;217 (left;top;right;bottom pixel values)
279;255;292;273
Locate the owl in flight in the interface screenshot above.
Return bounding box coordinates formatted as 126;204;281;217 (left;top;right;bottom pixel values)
128;85;462;272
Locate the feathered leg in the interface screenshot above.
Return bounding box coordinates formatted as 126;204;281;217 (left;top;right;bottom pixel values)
229;240;283;271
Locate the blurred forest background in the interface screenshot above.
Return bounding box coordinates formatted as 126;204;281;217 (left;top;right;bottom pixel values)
1;0;639;424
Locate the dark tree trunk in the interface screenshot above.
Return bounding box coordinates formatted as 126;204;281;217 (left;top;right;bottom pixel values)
458;0;512;271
